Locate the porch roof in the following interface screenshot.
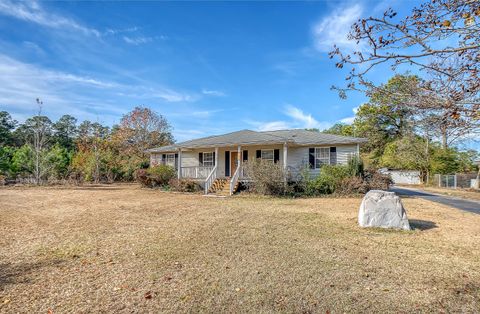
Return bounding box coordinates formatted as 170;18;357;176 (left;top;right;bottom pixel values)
147;129;367;153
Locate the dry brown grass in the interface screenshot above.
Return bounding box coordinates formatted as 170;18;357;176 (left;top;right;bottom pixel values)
0;184;479;313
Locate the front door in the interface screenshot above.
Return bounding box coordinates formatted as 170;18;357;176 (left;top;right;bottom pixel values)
230;151;239;176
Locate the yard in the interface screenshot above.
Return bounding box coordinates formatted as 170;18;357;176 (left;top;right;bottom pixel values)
1;185;479;313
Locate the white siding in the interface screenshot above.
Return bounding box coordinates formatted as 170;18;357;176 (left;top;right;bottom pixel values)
286;144;359;177
154;143;359;179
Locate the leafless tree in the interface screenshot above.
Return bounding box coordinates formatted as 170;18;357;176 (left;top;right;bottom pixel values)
330;0;480;119
31;98;50;184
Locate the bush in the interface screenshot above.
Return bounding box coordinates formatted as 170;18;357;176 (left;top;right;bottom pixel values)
147;165;176;186
169;179;201;192
135;165;176;188
363;169;393;190
135;168;151;187
335;176;369;195
243;160;288;195
303;164;351;196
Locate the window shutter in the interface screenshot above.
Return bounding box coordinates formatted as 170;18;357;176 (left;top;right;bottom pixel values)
308;148;315;169
213;152;216;166
162;154;166;165
174;153;178;170
225;151;230;176
274;149;280;163
199;152;203;166
243;150;248;162
330;147;337;165
256;150;261;159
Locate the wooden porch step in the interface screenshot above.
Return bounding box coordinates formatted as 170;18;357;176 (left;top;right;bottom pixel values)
207;177;239;196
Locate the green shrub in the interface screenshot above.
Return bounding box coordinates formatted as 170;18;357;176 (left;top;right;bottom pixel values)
147;165;176;186
303;164;352;195
169;178;201;192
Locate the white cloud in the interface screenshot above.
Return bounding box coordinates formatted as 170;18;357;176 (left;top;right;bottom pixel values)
246;105;332;131
0;53;202;125
284;105;320;129
312;3;363;53
201;89;226;97
0;0;101;36
257;121;291;131
123;36;153;45
340;116;355;124
338;106;359;124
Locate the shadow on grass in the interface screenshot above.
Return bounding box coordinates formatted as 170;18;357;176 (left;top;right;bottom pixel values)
409;219;438;231
0;259;63;290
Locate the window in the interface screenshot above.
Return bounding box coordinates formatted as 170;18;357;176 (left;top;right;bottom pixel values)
203;152;214;167
261;149;274;162
315;147;330;168
151;154;162;165
165;153;176;167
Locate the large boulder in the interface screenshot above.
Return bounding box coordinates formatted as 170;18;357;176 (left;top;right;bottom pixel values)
358;190;410;230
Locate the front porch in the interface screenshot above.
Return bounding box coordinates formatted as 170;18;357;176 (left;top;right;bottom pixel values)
174;144;289;195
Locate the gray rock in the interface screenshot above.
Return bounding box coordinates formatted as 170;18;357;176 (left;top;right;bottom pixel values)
358;190;410;230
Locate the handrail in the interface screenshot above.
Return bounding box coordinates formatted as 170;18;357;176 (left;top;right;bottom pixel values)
229;165;241;196
204;165;217;194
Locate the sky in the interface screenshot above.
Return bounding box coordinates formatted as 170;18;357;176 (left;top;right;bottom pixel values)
0;0;477;150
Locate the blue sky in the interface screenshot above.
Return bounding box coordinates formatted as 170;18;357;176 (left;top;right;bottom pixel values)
1;0;476;151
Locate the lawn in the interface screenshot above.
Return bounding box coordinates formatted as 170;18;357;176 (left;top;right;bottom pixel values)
1;185;479;313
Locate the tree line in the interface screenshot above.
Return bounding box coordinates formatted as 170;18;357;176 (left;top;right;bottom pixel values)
0;104;173;184
325;0;480;184
323;74;479;182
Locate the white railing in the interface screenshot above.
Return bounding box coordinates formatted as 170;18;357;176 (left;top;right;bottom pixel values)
204;165;217;194
229;165;241;196
180;166;214;179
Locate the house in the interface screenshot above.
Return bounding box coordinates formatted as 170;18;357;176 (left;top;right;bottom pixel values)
147;129;367;195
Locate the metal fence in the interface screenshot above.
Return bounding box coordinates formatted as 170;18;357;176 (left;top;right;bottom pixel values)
433;173;479;189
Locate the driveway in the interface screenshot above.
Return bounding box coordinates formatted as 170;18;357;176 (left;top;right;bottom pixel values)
390;186;480;215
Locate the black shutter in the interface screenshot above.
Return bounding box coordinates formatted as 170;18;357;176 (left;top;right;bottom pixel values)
213;152;216;165
225;151;230;176
309;148;315;169
199;152;203;166
162;154;166;165
174;153;178;170
256;150;261;159
330;147;337;165
274;149;280;163
243;150;248;162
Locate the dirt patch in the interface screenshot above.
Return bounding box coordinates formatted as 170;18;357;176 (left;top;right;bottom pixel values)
0;185;479;312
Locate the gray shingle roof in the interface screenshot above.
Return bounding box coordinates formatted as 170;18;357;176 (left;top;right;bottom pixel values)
147;129;367;152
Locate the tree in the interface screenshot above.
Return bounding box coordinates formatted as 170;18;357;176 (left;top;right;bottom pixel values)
53;115;78;150
111;106;173;178
352;75;418;164
21;99;53;184
322;123;354;137
380;136;431;182
114;106;173;159
0;111;17;146
75;120;110;183
331;0;480;115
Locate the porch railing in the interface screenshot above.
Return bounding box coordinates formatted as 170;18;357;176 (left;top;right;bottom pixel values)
229;165;242;196
180;166;214;179
204;165;217;194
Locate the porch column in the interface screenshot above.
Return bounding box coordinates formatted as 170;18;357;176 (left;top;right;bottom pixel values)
283;143;288;172
178;149;182;179
215;147;219;176
237;145;242;168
